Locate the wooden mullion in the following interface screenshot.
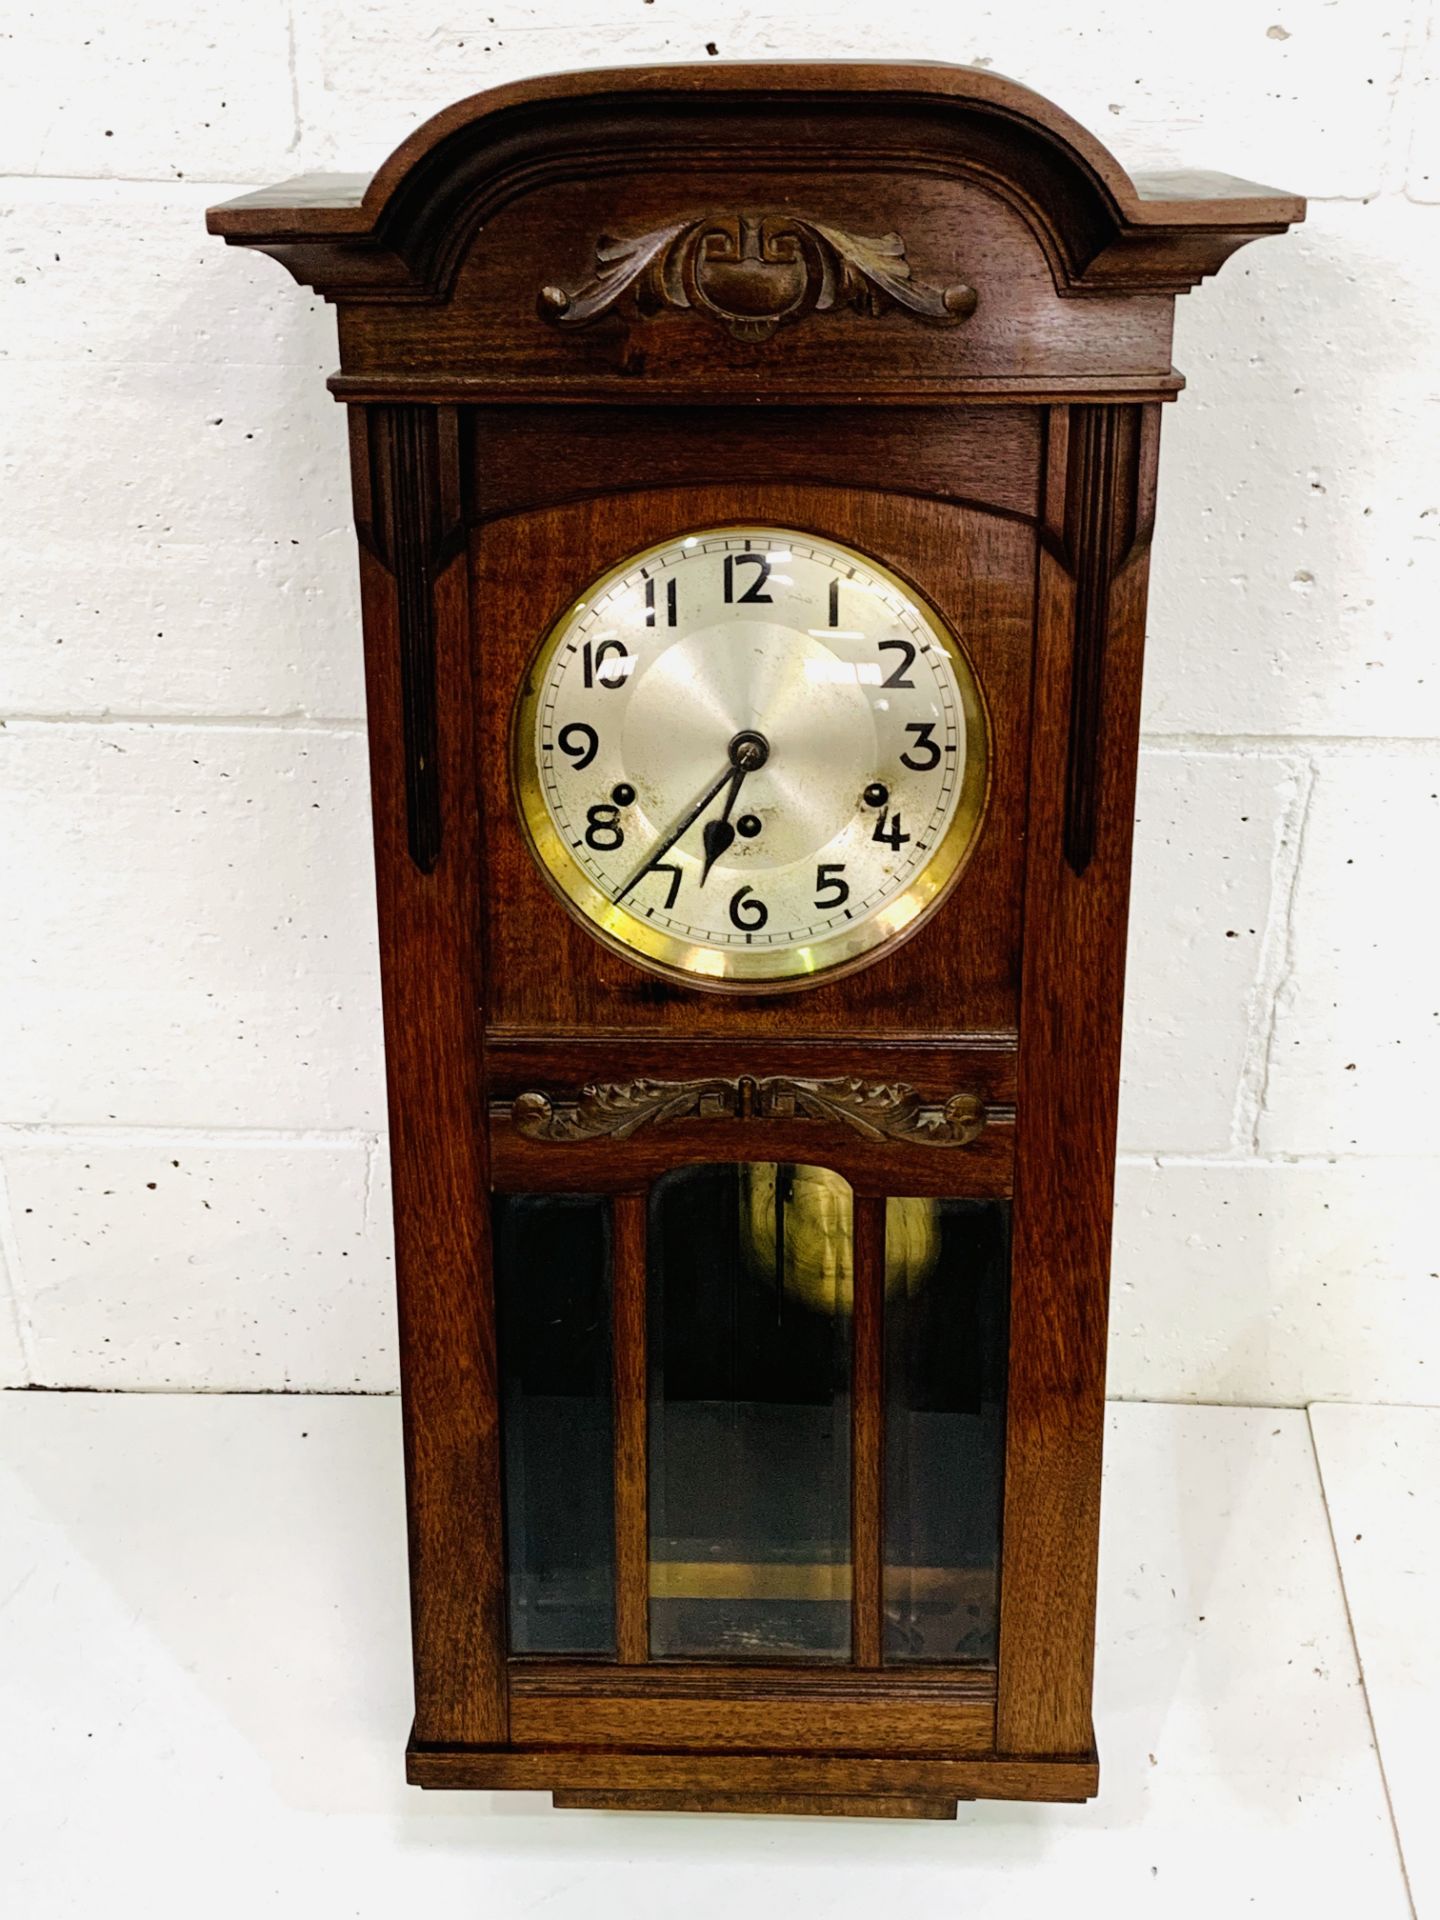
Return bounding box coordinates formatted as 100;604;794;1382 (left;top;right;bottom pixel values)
850;1195;886;1668
612;1191;650;1664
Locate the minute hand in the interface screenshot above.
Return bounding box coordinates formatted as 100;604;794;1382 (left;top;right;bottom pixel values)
612;759;736;906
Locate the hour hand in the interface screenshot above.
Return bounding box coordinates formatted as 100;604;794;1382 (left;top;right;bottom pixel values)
699;772;743;885
698;731;768;887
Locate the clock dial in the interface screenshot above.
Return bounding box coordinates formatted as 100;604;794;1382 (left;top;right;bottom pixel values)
513;527;988;986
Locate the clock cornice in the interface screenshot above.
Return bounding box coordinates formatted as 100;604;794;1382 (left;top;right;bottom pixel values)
206;61;1303;305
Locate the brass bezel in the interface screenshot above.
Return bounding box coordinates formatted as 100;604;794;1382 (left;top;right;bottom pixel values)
511;524;991;994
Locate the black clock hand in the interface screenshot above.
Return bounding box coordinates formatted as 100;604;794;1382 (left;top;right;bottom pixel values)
613;730;769;906
699;765;748;885
612;760;735;906
699;731;769;884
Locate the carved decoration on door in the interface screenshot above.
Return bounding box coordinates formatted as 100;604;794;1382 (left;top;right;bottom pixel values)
508;1076;988;1147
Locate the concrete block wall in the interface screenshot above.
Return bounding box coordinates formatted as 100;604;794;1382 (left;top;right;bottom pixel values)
1;3;1435;1404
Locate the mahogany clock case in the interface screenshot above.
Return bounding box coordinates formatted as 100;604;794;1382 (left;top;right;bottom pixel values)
208;63;1303;1819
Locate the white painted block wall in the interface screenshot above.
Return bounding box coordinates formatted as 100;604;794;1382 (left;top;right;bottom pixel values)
1;2;1436;1404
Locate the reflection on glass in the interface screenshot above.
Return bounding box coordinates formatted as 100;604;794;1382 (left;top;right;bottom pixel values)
496;1192;615;1654
648;1163;852;1661
884;1197;1008;1663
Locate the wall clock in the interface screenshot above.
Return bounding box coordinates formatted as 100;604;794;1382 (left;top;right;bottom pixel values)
210;62;1302;1820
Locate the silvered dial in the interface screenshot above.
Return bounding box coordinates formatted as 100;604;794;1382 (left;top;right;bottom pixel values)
514;526;988;987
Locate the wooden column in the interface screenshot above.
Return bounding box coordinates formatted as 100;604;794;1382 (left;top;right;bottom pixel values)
351;403;508;1746
998;403;1160;1756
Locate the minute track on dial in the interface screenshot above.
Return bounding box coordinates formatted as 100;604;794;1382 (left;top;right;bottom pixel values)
515;525;989;987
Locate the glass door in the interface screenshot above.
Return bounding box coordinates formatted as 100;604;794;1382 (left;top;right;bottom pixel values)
883;1196;1008;1662
647;1163;853;1660
495;1165;1007;1673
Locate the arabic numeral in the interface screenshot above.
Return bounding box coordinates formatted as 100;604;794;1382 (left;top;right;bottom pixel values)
871;810;911;850
899;721;941;771
814;863;850;910
584;803;625;851
723;552;773;604
728;884;768;931
879;638;917;688
644;576;678;628
556;721;599;771
582;638;632;689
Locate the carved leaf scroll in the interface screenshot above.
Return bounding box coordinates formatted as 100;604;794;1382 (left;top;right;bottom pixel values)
538;213;978;344
768;1078;987;1148
509;1076;987;1149
510;1079;738;1144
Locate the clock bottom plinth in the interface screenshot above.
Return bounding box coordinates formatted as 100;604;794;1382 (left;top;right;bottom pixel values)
550;1789;962;1820
404;1738;1100;1808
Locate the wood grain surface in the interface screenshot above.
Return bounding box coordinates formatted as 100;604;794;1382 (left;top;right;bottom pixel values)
550;1790;962;1819
408;1743;1099;1802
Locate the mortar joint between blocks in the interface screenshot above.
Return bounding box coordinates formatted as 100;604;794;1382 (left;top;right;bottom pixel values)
1233;752;1319;1158
0;1157;38;1386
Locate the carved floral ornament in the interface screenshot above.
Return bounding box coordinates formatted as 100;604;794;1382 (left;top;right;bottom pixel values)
509;1076;988;1149
537;212;978;343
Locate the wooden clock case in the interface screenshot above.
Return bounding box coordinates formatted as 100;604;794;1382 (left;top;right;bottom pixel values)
209;63;1302;1819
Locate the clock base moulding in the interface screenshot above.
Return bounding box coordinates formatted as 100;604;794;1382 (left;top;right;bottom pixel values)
406;1741;1101;1813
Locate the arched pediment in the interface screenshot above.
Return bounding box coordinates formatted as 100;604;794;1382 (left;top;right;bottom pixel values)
210;62;1301;303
